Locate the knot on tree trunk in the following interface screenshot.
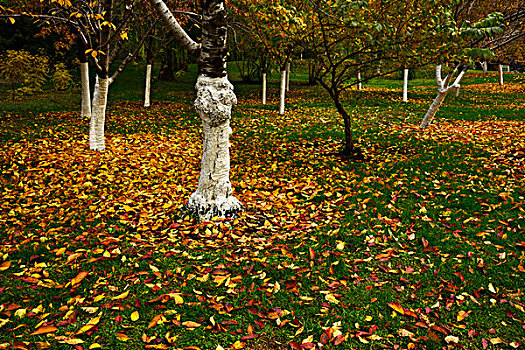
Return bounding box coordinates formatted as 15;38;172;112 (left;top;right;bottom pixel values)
194;75;237;127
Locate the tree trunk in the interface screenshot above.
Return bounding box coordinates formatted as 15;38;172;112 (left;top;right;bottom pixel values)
420;64;467;128
80;62;91;118
419;91;448;128
184;0;242;219
262;72;267;105
144;64;152;107
403;68;409;102
89;77;109;151
285;62;291;91
357;71;362;90
498;64;504;86
279;70;286;114
482;61;488;74
333;93;354;153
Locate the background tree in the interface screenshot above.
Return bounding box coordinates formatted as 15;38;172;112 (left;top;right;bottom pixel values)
303;0;454;157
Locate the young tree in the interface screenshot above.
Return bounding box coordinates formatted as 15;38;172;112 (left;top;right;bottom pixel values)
420;0;524;127
148;0;243;219
304;0;453;157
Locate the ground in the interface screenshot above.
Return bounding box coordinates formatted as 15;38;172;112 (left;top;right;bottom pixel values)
0;64;524;350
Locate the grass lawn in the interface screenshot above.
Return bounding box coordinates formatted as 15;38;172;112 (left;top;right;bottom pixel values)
0;62;524;350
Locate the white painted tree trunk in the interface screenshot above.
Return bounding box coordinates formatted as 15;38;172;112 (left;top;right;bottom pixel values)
357;71;362;90
498;64;504;86
89;77;109;151
455;86;461;97
482;61;488;74
262;72;267;105
144;64;152;108
403;68;409;102
80;62;91;119
420;64;466;128
285;62;291;92
279;70;286;114
186;76;242;220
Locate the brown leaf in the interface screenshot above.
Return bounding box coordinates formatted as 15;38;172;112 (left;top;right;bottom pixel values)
71;271;89;286
388;302;405;315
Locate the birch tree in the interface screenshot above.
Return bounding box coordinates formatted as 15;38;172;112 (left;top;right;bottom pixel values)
148;0;243;219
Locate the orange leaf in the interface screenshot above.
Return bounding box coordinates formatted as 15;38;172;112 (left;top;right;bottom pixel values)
388;302;405;315
71;271;88;286
31;325;58;335
182;321;201;328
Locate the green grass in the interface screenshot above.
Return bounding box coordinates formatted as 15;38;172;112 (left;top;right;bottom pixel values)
0;61;524;350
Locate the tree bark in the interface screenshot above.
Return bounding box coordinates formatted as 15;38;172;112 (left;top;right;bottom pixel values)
333;93;353;153
144;64;152;107
357;71;362;90
482;61;488;74
419;91;448;128
89;77;109;151
403;68;409;102
279;70;286;114
80;62;91;118
498;64;504;86
262;72;267;105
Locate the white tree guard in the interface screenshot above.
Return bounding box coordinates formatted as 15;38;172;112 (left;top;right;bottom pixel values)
186;75;243;220
89;77;109;151
498;64;504;86
285;62;291;92
357;71;362;90
80;62;91;119
144;64;152;108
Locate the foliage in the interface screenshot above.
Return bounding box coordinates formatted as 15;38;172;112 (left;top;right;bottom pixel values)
51;63;74;91
0;50;49;98
0;66;524;349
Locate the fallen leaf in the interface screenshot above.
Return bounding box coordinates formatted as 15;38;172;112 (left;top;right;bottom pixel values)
31;326;58;336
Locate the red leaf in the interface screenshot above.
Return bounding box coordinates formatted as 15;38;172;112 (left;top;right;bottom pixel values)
482;338;489;349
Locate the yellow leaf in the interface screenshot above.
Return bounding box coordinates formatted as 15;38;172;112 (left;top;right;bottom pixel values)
131;311;139;322
9;17;15;24
89;344;102;349
0;261;11;271
488;283;497;294
457;310;470;322
112;290;129;300
55;248;66;256
103;250;111;258
231;341;245;349
116;333;129;342
365;315;373;322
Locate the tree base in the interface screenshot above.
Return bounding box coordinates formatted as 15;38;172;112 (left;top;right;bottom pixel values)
186;193;243;221
338;145;367;161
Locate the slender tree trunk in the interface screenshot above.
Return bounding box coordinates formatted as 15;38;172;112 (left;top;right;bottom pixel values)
455;86;461;97
80;62;91;118
357;71;362;90
333;93;353;153
279;70;286;114
89;77;109;151
420;64;466;128
144;64;152;107
262;72;267;105
419;91;448;128
285;62;291;92
482;61;488;74
498;64;504;86
403;68;409;102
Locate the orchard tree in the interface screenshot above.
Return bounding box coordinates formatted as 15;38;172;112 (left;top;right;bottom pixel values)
148;0;243;219
304;0;454;157
1;0;156;150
